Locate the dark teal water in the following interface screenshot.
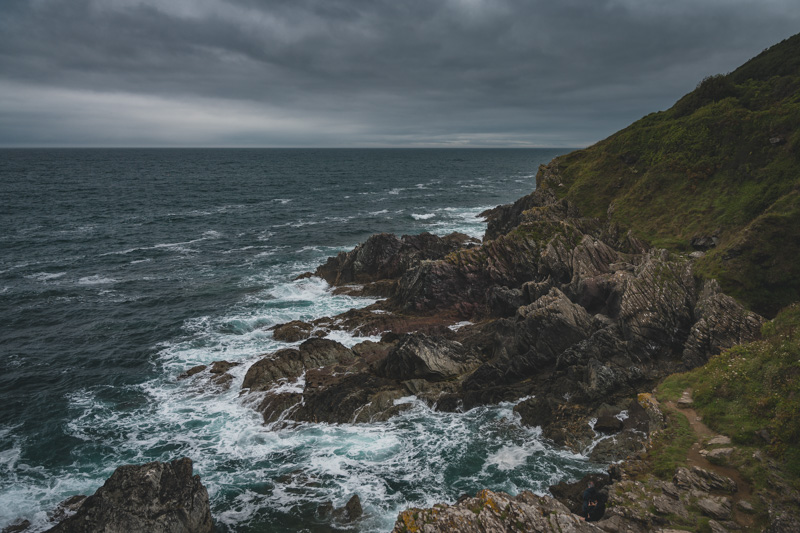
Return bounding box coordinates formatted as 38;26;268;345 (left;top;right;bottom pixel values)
0;149;599;531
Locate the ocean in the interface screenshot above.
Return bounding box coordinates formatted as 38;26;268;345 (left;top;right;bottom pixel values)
0;148;600;532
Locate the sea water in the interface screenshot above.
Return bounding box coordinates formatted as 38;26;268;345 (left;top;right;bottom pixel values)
0;148;600;532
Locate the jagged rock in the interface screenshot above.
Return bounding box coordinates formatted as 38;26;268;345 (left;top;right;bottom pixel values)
1;520;30;533
271;320;314;342
652;494;690;519
177;365;206;379
392;489;600;533
242;338;354;392
737;500;755;513
618;251;696;357
548;473;610;514
673;466;737;493
486;286;525;317
480;188;565;241
682;280;764;368
708;520;731;533
257;392;303;424
589;430;647;462
377;333;477;381
766;507;800;533
333;495;363;522
594;413;624;433
311;231;476;286
472;288;594;387
290;373;407;424
622;394;666;435
696;496;733;520
48;495;87;523
46;458;212;533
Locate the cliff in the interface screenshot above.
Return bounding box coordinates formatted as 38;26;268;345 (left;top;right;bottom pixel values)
518;33;800;317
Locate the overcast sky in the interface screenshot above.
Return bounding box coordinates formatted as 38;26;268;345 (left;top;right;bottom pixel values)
0;0;797;148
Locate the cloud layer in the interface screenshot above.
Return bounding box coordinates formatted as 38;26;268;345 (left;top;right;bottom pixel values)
1;0;798;147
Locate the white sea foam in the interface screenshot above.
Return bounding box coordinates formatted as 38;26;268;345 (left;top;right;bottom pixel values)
24;272;66;282
448;321;473;331
411;213;435;220
77;275;117;285
485;445;536;471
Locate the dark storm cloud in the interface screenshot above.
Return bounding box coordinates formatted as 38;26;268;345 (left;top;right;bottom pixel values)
0;0;798;146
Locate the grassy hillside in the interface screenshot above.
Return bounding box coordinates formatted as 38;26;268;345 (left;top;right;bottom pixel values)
540;33;800;317
660;303;800;493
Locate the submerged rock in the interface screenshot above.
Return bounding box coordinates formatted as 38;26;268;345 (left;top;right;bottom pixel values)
46;458;213;533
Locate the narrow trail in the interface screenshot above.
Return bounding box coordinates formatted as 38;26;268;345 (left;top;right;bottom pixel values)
666;390;755;528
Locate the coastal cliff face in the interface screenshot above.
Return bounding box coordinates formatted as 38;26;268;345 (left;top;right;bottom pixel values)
534;34;800;317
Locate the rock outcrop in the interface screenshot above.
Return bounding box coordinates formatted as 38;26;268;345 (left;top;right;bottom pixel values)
392;489;598;533
46;458;213;533
308;231;478;288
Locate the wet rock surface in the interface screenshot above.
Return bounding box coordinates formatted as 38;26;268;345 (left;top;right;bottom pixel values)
45;458;213;533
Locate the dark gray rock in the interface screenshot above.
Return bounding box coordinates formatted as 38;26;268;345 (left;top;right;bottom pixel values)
682;280;764;369
548;473;610;514
334;495;363;522
271;320;314;342
673;466;737;493
177;365;206;380
46;458;213;533
1;520;30;533
378;333;477;381
242;339;354;392
589;430;647;462
486;286;524;317
48;495;87;524
311;231;477;286
697;496;733;520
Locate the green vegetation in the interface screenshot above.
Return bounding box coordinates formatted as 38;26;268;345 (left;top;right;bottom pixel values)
645;407;696;479
540;33;800;316
660;303;800;486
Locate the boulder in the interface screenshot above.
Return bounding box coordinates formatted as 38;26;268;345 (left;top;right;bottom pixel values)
270;320;314;342
548;473;610;514
673;466;737;493
589;430;647;462
378;333;477;381
697;496;733;520
46;458;213;533
242;339;354;392
177;365;206;380
334;495;363;522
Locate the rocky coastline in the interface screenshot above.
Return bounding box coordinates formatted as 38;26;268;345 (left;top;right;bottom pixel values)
31;167;779;533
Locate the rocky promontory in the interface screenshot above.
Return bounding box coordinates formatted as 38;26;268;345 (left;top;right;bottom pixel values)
225;187;762;458
44;458;213;533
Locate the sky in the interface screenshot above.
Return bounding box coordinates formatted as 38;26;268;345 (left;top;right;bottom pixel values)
0;0;798;148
